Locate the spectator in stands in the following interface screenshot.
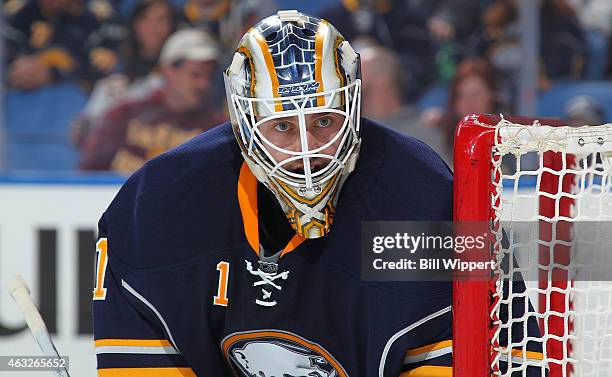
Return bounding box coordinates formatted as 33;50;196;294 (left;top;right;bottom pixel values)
179;0;260;56
409;0;486;82
567;0;612;79
478;0;585;98
537;0;585;81
79;29;227;173
4;0;113;90
92;0;177;84
319;0;435;101
564;95;605;127
72;0;178;148
359;43;449;164
440;58;503;164
419;0;483;44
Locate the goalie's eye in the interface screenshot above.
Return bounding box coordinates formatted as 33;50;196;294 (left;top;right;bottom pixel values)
315;117;332;128
274;122;292;132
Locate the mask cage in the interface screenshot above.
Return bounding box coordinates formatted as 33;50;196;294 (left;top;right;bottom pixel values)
227;79;361;191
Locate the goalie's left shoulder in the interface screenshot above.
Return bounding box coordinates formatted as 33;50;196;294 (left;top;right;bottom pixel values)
344;117;453;222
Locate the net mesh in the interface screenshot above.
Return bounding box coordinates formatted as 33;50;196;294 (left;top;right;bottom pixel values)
487;118;612;376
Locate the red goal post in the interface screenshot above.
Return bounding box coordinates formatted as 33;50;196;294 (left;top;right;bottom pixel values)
453;114;612;376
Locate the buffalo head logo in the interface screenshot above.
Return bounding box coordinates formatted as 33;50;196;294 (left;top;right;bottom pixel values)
223;331;347;377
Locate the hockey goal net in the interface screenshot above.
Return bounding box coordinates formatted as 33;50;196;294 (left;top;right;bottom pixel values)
453;114;612;376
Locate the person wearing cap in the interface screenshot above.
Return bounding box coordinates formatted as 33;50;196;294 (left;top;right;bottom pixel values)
79;28;227;173
71;0;178;150
565;95;606;127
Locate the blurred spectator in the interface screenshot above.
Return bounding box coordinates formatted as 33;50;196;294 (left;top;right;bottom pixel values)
409;0;486;82
179;0;260;56
564;95;605;127
564;95;605;168
319;0;435;101
79;29;227;173
84;0;126;79
3;0;116;90
536;0;585;80
114;0;184;19
479;0;585;102
440;58;503;163
419;0;483;43
72;0;178;148
111;0;176;83
359;43;449;163
567;0;612;79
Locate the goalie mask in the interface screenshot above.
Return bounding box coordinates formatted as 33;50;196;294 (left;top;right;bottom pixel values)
224;10;362;239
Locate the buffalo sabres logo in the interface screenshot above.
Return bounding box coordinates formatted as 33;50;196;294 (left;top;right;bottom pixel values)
222;330;349;377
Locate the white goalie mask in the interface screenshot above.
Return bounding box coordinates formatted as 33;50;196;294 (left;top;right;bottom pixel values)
224;10;362;239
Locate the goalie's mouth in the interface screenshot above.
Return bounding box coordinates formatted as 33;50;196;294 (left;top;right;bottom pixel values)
284;159;330;175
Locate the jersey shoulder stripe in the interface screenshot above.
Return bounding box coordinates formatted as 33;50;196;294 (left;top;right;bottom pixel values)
95;339;178;355
399;365;452;377
404;339;452;365
97;367;196;377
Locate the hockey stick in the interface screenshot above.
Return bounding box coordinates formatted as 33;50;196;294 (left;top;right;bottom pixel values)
6;275;71;377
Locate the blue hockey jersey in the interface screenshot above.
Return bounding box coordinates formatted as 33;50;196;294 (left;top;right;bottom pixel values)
92;118;542;376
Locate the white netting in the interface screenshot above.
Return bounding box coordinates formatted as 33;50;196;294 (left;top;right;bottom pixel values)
487;118;612;377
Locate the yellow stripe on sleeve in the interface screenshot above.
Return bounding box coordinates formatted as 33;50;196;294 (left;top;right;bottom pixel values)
405;340;453;357
95;339;173;348
98;367;196;377
509;348;544;360
400;366;452;377
497;347;545;366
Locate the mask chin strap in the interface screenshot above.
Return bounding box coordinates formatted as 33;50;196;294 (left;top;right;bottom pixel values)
342;139;361;175
243;138;360;238
243;153;269;183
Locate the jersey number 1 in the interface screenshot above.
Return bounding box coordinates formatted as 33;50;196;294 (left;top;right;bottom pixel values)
93;238;108;300
213;261;230;306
